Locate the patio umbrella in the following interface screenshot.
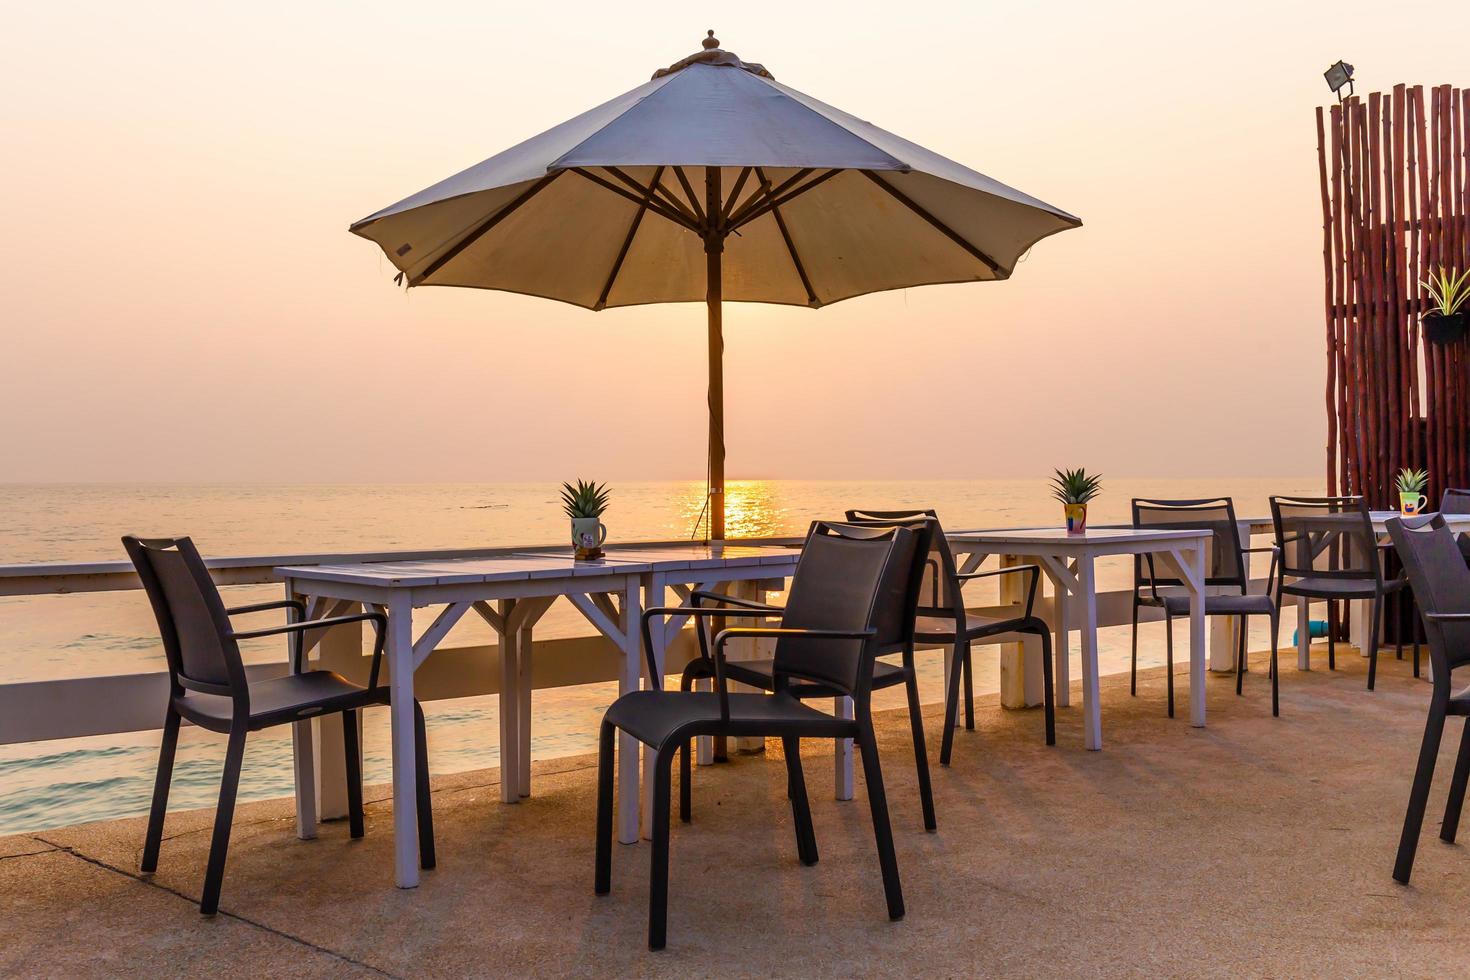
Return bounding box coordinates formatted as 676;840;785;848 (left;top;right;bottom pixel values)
350;32;1080;538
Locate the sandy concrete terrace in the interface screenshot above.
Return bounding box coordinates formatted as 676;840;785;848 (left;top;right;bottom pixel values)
4;647;1467;978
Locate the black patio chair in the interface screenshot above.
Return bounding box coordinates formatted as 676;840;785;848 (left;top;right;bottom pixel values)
1130;498;1282;716
123;535;434;916
677;515;937;829
1384;514;1470;884
595;521;918;950
1269;496;1406;690
1438;488;1470;564
846;508;1055;763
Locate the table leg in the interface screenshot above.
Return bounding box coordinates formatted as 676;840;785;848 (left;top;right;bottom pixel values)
834;696;854;801
497;599;519;806
1077;555;1102;750
1187;545;1207;729
619;581;642;845
517;623;533;798
292;717;317;840
387;591;420;888
641;577;666;840
1296;596;1312;670
1050;566;1072;709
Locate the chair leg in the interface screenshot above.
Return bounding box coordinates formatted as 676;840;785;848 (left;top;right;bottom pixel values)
679;739;693;823
1130;600;1139;696
782;736;819;864
1037;627;1056;747
1269;613;1280;717
1395;590;1404;660
648;747;675;951
594;721;616;896
1395;704;1448;884
962;645;975;731
141;707;181;874
1235;615;1247;697
413;701;435;870
856;721;904;921
1328;601;1337;671
1165;615;1175;719
199;727;247;916
342;710;364;840
1440;718;1470;844
1366;596;1382;690
901;667;936;832
939;640;966;766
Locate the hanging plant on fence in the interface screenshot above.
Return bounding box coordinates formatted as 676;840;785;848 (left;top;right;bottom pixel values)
1422;266;1470;345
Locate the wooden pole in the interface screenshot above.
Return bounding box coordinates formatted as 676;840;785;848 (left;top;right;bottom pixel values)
705;166;726;541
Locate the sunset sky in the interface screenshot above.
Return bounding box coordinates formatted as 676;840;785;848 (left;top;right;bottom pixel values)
4;0;1466;483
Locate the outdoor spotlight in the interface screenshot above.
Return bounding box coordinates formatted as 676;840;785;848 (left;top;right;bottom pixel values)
1324;61;1355;101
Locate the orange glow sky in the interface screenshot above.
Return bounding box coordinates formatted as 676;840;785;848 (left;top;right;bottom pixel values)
3;1;1464;483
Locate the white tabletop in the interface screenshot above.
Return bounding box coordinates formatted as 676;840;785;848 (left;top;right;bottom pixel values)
948;526;1209;546
515;544;800;571
276;553;655;588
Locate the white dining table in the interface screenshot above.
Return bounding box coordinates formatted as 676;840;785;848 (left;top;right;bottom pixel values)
276;544;804;887
946;527;1212;750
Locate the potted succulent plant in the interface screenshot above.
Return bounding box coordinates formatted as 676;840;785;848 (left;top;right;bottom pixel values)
1051;468;1102;535
1422;266;1470;345
560;479;610;560
1396;467;1429;515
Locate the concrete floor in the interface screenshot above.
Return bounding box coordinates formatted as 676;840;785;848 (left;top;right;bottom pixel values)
4;646;1467;978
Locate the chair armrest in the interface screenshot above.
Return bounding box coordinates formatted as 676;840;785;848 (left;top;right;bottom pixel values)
690;590;779;612
640;605;783;683
231;612;386;678
1425;612;1470;621
1243;546;1282;596
709;627;878;718
1242;546;1281;554
226;599;306;618
955;564;1040;618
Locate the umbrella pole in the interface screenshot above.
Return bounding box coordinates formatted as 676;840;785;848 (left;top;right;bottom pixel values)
705;168;725;541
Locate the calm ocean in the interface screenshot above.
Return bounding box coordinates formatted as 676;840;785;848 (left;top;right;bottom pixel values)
0;478;1318;834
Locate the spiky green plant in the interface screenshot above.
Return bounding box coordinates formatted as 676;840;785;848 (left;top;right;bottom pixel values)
1422;266;1470;316
1050;468;1103;506
560;479;610;519
1396;467;1429;495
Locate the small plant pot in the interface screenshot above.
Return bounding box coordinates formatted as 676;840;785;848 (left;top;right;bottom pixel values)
570;517;607;561
1064;503;1088;535
1423;311;1467;345
1399;491;1428;516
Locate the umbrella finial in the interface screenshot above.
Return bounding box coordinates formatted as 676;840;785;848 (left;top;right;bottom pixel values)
702;30;719;50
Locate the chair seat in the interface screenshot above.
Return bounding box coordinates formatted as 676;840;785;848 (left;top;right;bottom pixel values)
1153;592;1276;616
914;613;1033;641
178;670;387;732
722;657;906;696
605;690;854;750
1280;576;1406;599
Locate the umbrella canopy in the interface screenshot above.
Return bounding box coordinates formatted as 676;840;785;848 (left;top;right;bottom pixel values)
352;32;1081;536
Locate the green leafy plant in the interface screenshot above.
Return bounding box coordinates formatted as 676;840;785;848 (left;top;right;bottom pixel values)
1050;468;1103;506
560;479;610;519
1422;266;1470;316
1396;467;1429;495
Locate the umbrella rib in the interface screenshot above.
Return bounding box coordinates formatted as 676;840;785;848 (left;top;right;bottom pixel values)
721;167;753;223
569;168;701;234
860;170;1004;275
726;168;814;227
410;172;561;285
595;166;664;310
728;169;841;232
603;166;700;228
755;167;817;307
670;167;708;226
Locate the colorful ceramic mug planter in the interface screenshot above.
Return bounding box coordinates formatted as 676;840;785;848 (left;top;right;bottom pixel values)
560;479;610;560
1396;467;1429;516
1051;467;1102;535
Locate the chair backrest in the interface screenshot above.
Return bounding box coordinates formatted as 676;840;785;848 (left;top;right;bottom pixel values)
1386;515;1470;681
1269;495;1382;585
1131;497;1247;593
845;508;960;620
1440;488;1470;515
838;513;938;650
774;521;916;696
122;535;246;697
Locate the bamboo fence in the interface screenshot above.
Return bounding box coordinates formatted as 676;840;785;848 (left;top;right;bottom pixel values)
1317;85;1470;507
